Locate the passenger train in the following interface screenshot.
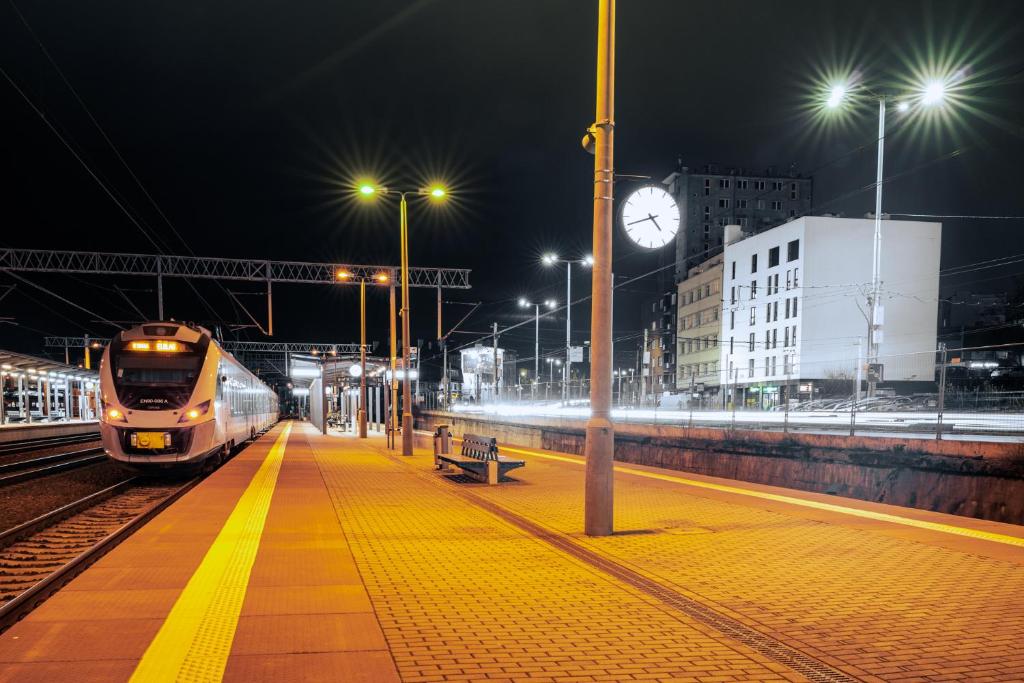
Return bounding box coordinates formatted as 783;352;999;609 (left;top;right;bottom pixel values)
98;322;278;472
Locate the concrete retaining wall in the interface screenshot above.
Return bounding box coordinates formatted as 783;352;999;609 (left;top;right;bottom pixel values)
417;411;1024;525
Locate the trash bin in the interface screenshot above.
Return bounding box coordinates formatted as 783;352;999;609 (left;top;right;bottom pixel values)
433;424;451;457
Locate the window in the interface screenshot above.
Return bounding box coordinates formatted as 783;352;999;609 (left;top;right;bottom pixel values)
738;217;748;227
751;254;758;273
793;267;800;287
755;180;766;191
792;297;798;316
765;330;770;349
704;224;711;235
773;181;784;191
784;327;790;347
704;178;711;196
705;284;711;298
750;280;757;298
757;199;765;210
738;180;749;190
773;274;780;294
789;209;796;218
748;333;755;351
750;307;756;325
730;310;735;330
772;328;777;349
768;246;780;267
773;300;778;320
787;239;800;261
791;325;797;345
704;205;711;218
785;298;790;318
737;199;748;209
786;270;791;290
771;200;783;211
748;358;755;378
730;286;735;304
771;355;777;376
713;306;719;321
719;198;730;209
712;335;718;347
784;355;792;374
719;178;731;189
731;261;736;280
729;337;734;353
766;302;772;322
718;217;728;227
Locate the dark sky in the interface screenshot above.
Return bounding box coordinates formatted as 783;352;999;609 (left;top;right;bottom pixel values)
2;0;1023;372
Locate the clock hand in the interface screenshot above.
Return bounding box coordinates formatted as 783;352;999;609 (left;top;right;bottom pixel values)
648;213;662;231
626;215;654;226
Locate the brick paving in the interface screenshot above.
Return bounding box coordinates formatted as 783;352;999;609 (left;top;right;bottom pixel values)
304;427;798;683
454;442;1024;682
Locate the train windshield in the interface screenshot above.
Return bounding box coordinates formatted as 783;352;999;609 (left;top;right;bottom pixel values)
110;337;210;409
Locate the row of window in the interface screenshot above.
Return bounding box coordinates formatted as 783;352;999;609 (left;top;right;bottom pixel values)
679;361;720;379
730;240;800;281
680;305;719;330
703;178;800;193
728;325;799;354
680;279;718;306
679;335;719;355
729;270;798;305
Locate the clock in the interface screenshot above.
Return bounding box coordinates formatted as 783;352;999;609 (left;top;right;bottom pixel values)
620;185;680;249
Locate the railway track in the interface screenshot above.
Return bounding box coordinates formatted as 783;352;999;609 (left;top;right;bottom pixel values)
0;447;107;486
0;432;100;456
0;476;200;632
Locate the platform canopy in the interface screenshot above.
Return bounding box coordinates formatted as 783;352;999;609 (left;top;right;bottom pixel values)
0;349;99;382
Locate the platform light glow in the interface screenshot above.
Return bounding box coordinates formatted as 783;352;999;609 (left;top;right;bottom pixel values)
921;79;946;106
826;84;847;109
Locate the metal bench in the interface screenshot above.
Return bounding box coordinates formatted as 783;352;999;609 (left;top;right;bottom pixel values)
434;431;525;485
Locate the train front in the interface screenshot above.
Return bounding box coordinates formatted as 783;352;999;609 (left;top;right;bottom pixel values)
98;323;219;471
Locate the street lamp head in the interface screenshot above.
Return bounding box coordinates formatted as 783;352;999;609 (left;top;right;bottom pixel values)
582;254;594;267
358;184;376;196
545;299;557;309
542;253;558;266
336;270;351;280
896;100;910;112
921;79;946;106
375;273;389;283
518;297;528;308
429;186;446;199
825;84;847;109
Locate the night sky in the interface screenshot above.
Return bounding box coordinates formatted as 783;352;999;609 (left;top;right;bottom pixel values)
2;0;1023;374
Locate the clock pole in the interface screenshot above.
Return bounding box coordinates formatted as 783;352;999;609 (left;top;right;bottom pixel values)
584;0;615;537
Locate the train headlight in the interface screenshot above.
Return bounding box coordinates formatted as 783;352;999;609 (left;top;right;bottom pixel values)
178;399;212;423
106;408;127;423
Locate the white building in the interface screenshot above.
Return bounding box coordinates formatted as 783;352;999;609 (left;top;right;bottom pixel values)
720;216;941;408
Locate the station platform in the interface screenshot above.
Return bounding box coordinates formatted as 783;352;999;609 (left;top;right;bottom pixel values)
0;420;98;443
1;420;1023;682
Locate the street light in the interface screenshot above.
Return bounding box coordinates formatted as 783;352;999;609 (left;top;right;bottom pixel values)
542;254;593;400
342;270;393;438
519;297;557;400
820;73;949;397
358;182;448;455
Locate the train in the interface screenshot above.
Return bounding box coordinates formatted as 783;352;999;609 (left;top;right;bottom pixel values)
98;322;279;472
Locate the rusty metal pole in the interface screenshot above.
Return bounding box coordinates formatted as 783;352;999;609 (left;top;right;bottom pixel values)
358;279;368;438
389;283;398;449
584;0;615;537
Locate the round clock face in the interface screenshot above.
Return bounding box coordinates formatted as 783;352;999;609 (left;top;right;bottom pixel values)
621;185;680;249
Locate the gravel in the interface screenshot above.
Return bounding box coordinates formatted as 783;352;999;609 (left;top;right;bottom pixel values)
0;461;133;533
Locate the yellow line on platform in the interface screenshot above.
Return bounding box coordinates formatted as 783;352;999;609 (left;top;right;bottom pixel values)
499;444;1024;549
130;423;292;683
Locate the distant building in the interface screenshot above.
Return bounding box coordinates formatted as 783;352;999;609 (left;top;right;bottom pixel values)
721;216;941;408
664;164;813;283
641;290;677;399
459;344;517;403
676;252;725;402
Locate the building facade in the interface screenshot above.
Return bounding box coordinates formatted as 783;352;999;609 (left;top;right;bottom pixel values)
641;289;677;399
664;164;814;283
676;253;724;402
720;216;941;408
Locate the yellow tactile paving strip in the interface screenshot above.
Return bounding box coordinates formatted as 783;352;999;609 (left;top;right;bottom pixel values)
306;427;801;683
454;442;1024;682
130;423;291;682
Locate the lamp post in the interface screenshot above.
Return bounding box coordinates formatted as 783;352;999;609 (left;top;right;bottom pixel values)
519;297;556;400
359;183;446;455
336;269;389;438
823;76;947;397
542;253;593;401
583;0;615;536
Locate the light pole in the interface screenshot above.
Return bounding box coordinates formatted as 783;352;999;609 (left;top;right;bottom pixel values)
543;253;593;401
359;182;447;455
823;76;947;396
583;0;615;536
336;270;389;438
519;297;556;400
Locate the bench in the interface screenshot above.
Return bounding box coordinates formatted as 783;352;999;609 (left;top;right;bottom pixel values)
434;432;525;485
